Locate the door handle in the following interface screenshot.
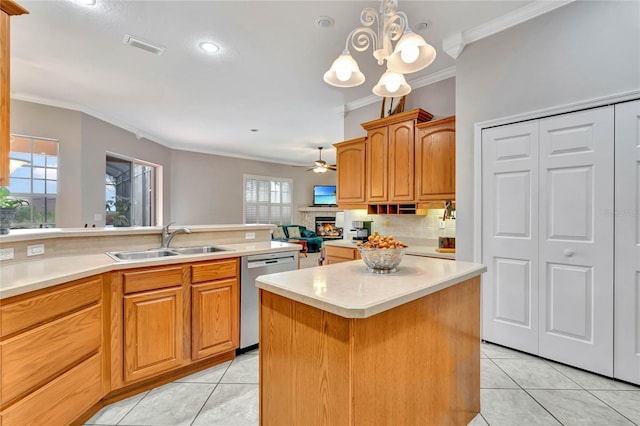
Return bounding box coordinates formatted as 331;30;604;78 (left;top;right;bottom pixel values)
563;249;574;257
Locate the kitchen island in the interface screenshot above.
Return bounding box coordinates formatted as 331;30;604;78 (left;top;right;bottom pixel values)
256;255;486;426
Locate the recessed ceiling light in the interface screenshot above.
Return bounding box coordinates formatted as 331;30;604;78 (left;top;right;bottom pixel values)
199;42;220;53
72;0;97;5
314;16;334;29
250;129;259;132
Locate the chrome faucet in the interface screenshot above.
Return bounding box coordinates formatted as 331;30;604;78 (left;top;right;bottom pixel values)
161;222;191;248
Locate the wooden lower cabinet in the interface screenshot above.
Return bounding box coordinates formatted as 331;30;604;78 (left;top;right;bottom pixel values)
324;245;361;265
192;279;238;360
112;258;239;388
0;275;104;425
124;287;185;382
191;258;240;360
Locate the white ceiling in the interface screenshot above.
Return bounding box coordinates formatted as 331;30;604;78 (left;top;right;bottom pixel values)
11;0;540;167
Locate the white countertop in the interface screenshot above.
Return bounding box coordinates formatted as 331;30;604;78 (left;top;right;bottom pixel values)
323;238;456;260
0;241;299;299
255;256;485;319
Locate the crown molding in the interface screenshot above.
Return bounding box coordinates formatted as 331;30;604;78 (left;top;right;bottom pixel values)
443;0;575;59
344;66;456;113
11;92;169;147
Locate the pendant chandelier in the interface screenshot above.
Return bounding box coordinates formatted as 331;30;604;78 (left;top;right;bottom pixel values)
323;0;436;97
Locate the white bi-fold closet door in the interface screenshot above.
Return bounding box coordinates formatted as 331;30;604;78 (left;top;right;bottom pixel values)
614;99;640;385
482;106;615;376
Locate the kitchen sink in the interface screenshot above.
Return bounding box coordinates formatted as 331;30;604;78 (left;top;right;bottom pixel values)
107;248;179;261
171;245;230;254
107;245;231;261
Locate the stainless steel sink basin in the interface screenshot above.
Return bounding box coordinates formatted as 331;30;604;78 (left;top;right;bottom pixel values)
107;248;180;261
107;246;231;261
171;245;230;254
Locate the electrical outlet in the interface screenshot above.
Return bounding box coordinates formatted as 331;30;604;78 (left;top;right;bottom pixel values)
245;232;256;240
0;248;14;260
27;244;45;257
439;220;446;229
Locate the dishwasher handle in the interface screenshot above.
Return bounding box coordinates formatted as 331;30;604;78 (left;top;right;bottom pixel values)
246;256;295;268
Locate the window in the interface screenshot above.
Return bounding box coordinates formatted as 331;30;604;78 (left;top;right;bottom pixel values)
244;175;292;225
106;154;160;227
8;135;58;228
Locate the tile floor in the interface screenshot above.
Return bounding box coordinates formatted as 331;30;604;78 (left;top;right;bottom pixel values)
86;342;640;426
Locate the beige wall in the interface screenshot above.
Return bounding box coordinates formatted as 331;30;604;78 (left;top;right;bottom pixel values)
170;149;335;225
11;99;335;228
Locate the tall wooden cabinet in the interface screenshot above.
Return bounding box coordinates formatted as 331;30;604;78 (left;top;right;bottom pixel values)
361;109;432;204
334;109;456;213
334;137;366;209
0;1;28;185
416;116;456;202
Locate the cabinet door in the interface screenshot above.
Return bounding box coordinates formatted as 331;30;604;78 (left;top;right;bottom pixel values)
614;100;640;384
388;120;415;201
416;117;456;201
335;138;366;206
124;287;184;382
192;279;239;360
367;128;388;202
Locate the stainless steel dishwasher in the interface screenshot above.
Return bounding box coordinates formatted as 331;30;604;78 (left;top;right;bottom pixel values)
239;250;298;352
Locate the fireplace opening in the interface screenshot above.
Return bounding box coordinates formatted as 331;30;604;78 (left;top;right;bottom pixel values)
315;216;342;240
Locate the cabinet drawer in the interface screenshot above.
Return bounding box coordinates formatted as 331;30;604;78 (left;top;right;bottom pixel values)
0;352;102;426
1;275;102;337
192;258;238;283
1;304;102;406
123;266;184;293
325;246;360;260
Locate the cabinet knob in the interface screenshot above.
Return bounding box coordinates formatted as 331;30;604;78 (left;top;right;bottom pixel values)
563;249;574;257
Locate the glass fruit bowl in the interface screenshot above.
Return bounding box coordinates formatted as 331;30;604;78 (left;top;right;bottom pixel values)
357;246;408;274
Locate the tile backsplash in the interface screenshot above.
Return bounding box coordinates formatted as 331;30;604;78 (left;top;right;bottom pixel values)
343;209;455;244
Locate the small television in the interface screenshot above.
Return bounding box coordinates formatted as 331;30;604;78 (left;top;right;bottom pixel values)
313;185;337;206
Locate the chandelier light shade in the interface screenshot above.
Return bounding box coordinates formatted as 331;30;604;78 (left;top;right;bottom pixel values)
323;0;436;96
372;69;411;97
323;52;366;87
387;31;436;74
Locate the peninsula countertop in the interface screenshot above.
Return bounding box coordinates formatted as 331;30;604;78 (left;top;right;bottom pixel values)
0;241;300;299
255;255;485;319
323;238;456;260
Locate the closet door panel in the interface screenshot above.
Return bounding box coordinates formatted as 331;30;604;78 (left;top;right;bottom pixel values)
481;121;539;354
538;107;614;376
614;99;640;385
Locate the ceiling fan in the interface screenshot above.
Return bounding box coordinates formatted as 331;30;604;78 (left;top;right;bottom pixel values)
307;147;336;173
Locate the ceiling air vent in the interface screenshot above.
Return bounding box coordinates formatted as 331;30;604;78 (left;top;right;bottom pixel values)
123;34;165;55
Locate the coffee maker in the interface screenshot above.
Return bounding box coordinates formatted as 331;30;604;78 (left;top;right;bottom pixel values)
351;221;373;242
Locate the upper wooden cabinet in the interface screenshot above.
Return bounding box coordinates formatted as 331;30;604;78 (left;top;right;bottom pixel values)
0;1;28;186
361;109;433;204
415;116;456;202
334;137;366;209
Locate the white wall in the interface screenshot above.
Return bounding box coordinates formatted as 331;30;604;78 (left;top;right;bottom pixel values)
455;0;640;261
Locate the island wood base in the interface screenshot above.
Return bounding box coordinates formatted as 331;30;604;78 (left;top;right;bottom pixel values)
259;276;480;426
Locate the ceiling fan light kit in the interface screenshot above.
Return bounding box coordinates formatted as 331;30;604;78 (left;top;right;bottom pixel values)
323;0;436;97
306;147;336;173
